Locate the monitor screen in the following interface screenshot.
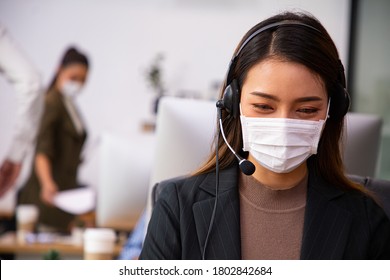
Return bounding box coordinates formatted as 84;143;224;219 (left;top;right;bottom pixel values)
96;133;155;231
149;96;217;186
144;97;217;224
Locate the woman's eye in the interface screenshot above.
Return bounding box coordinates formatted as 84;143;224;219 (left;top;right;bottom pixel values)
253;104;274;112
298;108;318;114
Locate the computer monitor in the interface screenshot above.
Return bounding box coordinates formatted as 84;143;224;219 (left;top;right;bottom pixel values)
96;133;155;231
149;96;217;186
343;112;383;178
143;97;217;225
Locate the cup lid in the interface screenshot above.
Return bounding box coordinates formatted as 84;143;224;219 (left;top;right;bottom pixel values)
16;204;39;221
84;228;116;241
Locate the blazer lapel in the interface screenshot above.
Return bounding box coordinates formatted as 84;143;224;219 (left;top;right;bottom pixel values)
301;169;353;259
192;165;241;259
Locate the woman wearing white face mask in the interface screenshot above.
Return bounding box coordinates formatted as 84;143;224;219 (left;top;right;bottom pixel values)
140;12;390;260
18;47;89;232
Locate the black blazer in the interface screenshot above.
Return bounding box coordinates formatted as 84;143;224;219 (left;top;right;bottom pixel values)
140;164;390;260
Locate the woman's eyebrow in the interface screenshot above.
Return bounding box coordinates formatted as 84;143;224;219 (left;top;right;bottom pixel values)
249;92;324;103
249;91;279;101
295;96;324;103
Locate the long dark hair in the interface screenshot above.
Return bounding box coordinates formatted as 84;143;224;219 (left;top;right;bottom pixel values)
194;11;364;193
47;46;89;92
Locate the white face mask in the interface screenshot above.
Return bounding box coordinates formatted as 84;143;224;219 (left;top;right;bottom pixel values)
60;81;83;98
240;104;329;173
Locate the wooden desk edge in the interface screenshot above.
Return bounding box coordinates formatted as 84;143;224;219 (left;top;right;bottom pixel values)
0;232;122;256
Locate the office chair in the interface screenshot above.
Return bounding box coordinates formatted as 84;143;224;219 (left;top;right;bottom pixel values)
348;174;390;218
343;113;383;177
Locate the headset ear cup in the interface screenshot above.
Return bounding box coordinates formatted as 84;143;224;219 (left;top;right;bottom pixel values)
342;88;351;116
222;79;240;118
329;84;351;121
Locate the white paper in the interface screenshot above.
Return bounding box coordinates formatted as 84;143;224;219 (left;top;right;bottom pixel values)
53;188;95;215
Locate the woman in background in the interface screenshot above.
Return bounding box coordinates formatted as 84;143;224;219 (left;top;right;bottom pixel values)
19;47;89;233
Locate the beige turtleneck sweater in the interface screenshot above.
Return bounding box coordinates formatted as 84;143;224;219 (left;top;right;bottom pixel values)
239;172;308;260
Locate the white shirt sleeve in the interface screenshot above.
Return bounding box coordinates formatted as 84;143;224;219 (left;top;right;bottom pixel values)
0;24;43;163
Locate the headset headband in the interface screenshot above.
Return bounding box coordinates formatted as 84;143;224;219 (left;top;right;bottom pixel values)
226;20;322;84
236;20;322;59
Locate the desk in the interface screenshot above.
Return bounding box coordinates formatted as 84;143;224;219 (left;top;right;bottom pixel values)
0;232;123;259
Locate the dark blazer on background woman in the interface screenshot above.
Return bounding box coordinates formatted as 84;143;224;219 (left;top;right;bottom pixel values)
19;89;87;232
140;160;390;260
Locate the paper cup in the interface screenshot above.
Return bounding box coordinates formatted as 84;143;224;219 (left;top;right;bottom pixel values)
83;228;116;260
16;204;39;243
71;227;85;245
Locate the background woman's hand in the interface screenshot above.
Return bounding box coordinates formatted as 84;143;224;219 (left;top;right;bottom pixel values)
40;181;58;205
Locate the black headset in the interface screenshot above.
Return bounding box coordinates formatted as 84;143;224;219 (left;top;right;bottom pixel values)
218;20;351;121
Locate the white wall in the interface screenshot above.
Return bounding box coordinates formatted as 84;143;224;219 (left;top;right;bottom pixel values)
0;0;351;195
